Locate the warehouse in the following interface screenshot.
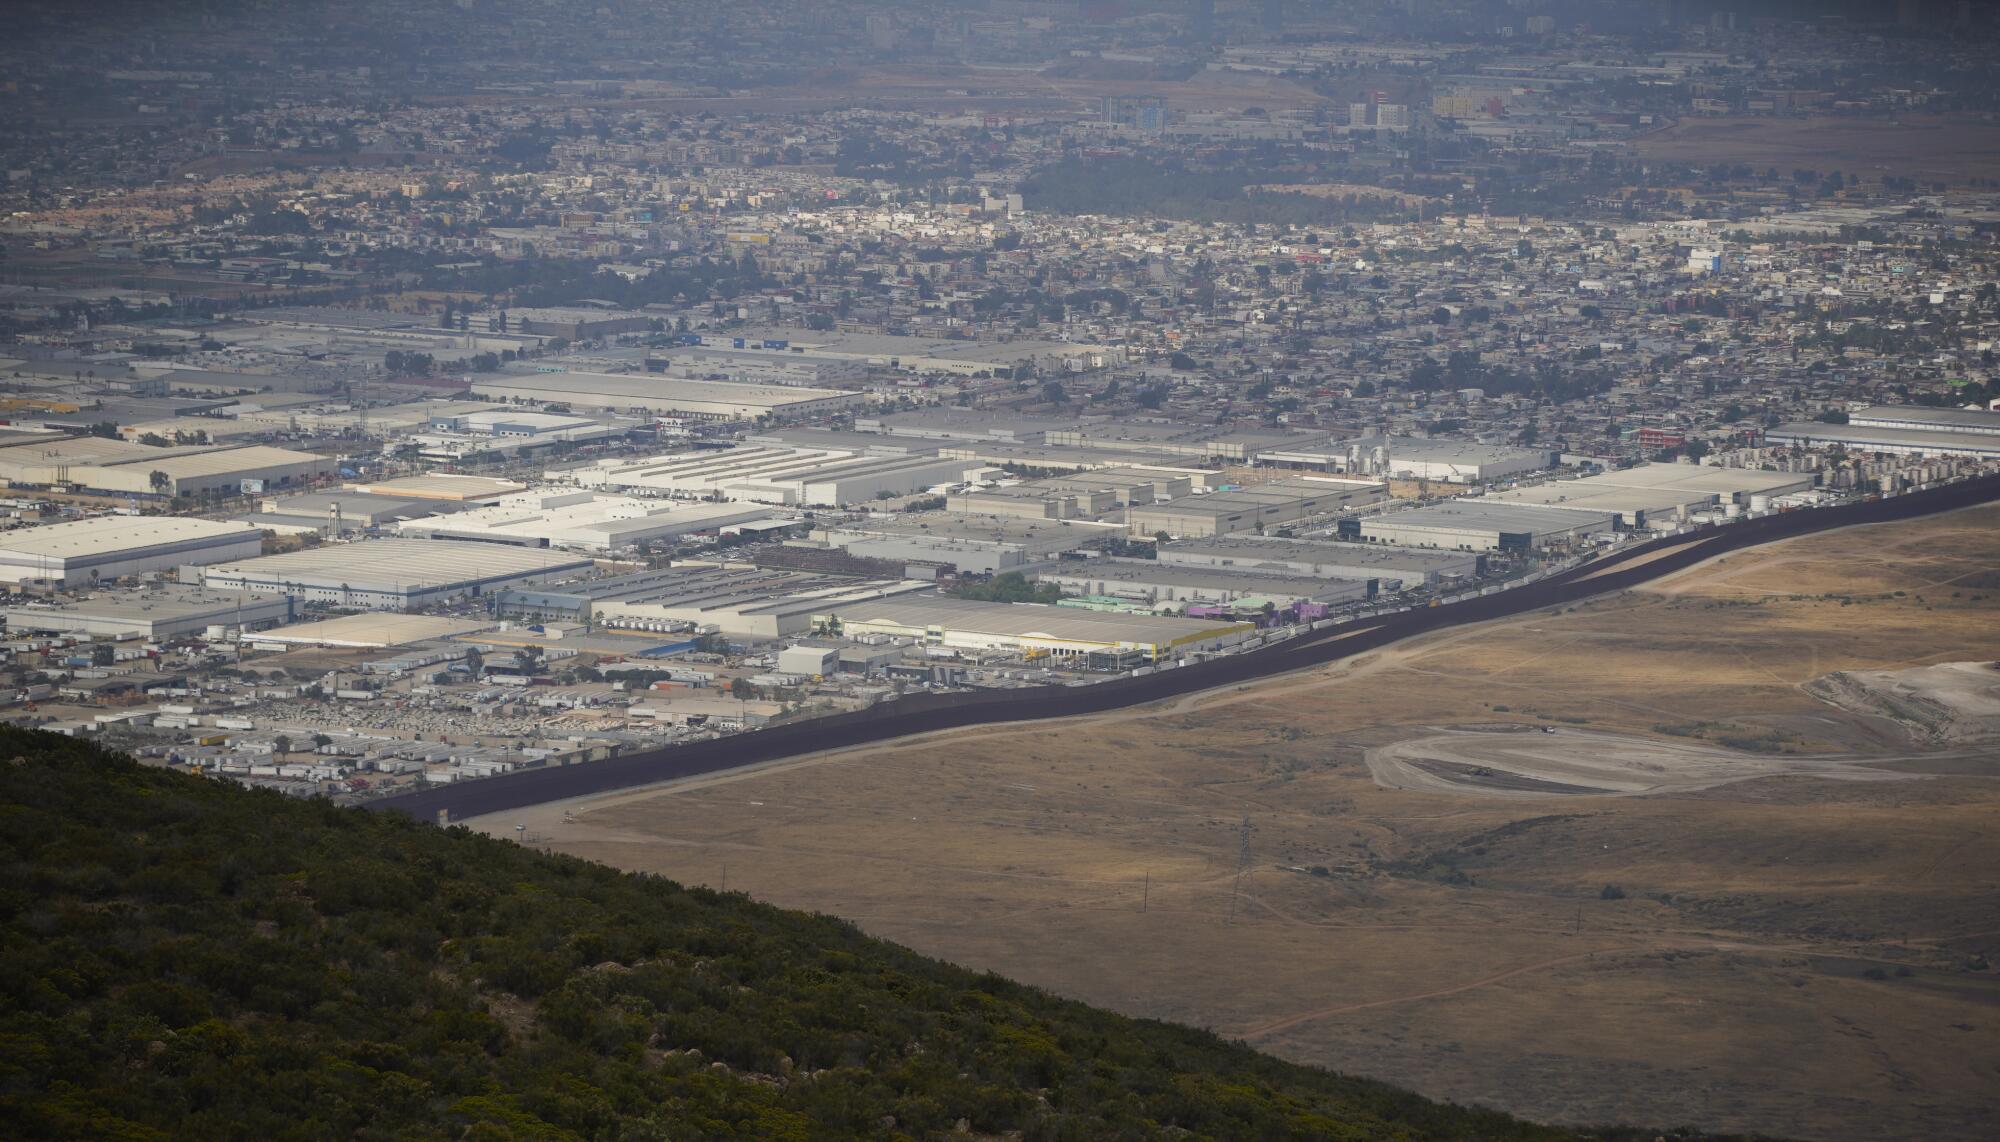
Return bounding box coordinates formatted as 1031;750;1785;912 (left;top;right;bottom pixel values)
1046;423;1327;462
855;408;1077;444
817;513;1121;574
947;484;1113;520
0;435;172;486
1480;482;1715;528
1845;405;2000;437
1156;537;1484;590
0;516;267;587
648;346;868;387
490;567;714;624
59;444;335;498
1764;421;2000;460
1345;502;1617;551
0;586;294;640
394;490;777;551
237;490;456;536
1262;435;1554;483
1580;463;1813;505
572;446;975;507
717;327;1118;377
201;539;593;610
590;567;929;639
1126;478;1388;538
246;612;500;650
471;371;863;420
809;595;1256;663
412;409;626;459
347;474;527;503
1029;561;1372;608
506;307;651;341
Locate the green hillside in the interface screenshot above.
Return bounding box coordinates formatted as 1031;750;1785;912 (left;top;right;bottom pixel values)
0;728;1737;1141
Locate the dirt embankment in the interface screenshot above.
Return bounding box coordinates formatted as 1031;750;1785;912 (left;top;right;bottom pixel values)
1806;661;2000;742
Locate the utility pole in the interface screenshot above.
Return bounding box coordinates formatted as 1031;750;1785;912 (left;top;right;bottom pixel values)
1141;869;1150;913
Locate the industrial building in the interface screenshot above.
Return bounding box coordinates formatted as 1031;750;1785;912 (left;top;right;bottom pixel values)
1765;421;2000;460
246;613;500;650
1345;502;1618;551
809;595;1256;662
505;306;652;341
1156;537;1484;590
1045;422;1327;462
855;408;1076;444
587;565;929;639
1580;463;1814;505
1845;405;2000;437
1262;435;1554;483
816;513;1122;574
0;438;333;497
347;474;527;503
1126;478;1389;538
0;586;294;640
394;489;777;552
200;539;593;610
237;490;457;536
1480;482;1716;528
712;327;1120;377
0;516;267;587
412;408;625;459
1029;561;1372;608
947;484;1115;520
571;446;976;507
471;370;864;420
490;567;720;624
647;346;868;387
948;467;1195;519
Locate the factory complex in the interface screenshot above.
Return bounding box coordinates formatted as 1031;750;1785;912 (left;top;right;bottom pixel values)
0;383;1971;806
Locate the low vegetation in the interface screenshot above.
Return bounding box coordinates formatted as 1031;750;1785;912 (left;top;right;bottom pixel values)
0;729;1751;1140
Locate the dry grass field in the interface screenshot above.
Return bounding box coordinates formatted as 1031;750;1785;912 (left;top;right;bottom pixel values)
1631;114;2000;185
475;506;2000;1140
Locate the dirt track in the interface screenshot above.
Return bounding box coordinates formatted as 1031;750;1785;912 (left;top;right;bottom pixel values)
1364;727;1921;798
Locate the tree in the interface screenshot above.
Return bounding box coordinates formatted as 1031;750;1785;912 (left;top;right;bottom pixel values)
149;470;171;496
463;649;484;677
729;677;757;700
1040;381;1069;405
90;643;115;666
272;734;292;757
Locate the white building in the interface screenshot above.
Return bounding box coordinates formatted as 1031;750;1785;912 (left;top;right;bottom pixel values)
0;516;267;587
570;446;977;507
471;371;864;420
395;489;777;551
201;539;593;610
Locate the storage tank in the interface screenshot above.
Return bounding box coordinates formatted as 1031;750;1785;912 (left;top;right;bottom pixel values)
1748;494;1771;513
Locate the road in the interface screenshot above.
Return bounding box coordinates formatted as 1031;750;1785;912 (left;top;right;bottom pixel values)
365;474;2000;824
